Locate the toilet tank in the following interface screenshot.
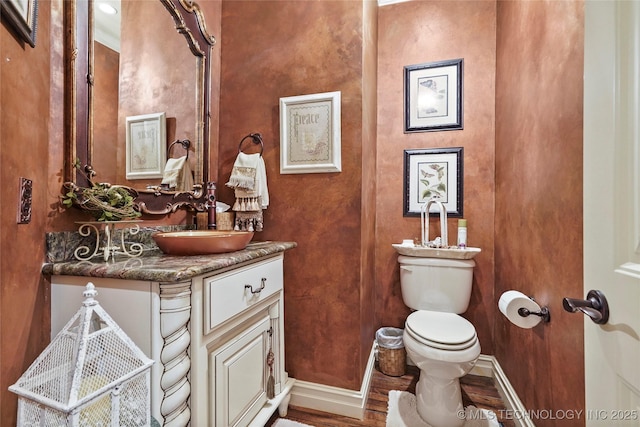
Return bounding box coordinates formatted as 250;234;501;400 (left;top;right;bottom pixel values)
398;255;476;314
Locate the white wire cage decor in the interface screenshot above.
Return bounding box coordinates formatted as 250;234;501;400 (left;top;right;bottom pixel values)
9;283;154;426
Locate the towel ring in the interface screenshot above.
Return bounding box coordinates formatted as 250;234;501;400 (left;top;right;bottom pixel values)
238;133;264;156
168;139;191;159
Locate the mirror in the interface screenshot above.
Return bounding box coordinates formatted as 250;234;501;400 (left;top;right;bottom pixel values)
64;0;215;215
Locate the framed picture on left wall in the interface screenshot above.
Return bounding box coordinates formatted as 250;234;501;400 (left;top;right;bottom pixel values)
126;112;167;180
0;0;38;47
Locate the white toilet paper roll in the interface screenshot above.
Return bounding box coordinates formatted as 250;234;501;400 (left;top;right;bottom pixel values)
499;290;542;329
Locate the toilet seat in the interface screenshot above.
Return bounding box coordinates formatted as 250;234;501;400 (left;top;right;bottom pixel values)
405;311;477;351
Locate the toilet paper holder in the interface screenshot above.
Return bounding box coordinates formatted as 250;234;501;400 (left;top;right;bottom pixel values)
517;300;551;323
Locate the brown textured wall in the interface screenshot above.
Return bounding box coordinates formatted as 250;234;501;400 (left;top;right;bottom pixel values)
1;0;55;424
495;1;585;424
376;1;497;355
218;0;375;390
359;0;378;374
93;42;119;184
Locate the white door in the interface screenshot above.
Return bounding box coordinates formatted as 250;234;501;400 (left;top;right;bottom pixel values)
583;1;640;425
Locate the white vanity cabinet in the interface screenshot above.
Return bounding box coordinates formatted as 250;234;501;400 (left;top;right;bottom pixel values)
50;252;293;427
190;253;294;427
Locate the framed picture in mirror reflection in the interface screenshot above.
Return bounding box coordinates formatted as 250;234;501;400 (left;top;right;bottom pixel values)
125;112;167;180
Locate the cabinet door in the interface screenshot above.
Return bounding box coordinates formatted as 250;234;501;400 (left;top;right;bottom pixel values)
212;315;270;427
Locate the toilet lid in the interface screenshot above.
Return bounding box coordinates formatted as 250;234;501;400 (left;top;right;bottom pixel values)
405;311;477;351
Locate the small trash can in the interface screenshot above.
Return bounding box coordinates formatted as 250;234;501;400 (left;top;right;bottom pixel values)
376;327;406;376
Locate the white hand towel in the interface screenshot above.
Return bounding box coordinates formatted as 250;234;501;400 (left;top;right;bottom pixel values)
256;156;269;208
180;159;194;191
161;156;193;191
161;156;186;189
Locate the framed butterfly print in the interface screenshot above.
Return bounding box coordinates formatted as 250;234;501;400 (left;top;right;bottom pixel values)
404;59;463;132
403;147;463;217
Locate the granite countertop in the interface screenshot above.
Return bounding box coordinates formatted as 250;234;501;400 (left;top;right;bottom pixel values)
42;241;297;283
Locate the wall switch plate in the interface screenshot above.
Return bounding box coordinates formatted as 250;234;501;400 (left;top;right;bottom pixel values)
18;177;33;224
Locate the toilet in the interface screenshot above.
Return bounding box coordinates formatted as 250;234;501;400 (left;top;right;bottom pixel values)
398;255;480;427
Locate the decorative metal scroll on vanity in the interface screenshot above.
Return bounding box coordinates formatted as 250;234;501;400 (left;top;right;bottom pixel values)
73;220;144;262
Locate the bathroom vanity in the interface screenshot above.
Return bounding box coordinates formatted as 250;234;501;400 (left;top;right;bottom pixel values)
43;240;296;427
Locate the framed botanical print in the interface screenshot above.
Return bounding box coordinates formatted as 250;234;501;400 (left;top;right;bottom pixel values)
403;147;463;217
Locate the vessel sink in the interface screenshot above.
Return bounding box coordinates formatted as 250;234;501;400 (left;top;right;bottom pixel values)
152;230;254;255
392;244;481;260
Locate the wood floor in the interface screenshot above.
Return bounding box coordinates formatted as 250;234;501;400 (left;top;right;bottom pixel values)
266;364;515;427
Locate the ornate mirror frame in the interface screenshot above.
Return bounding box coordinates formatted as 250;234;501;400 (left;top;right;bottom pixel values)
64;0;215;215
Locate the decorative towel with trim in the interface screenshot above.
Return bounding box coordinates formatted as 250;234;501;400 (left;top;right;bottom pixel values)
161;156;194;191
226;152;261;190
225;152;269;232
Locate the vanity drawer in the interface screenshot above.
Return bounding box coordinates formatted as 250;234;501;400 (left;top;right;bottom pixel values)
205;256;283;332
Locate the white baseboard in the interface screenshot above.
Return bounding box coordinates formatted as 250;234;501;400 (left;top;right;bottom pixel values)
289;343;376;420
472;354;535;427
290;349;533;426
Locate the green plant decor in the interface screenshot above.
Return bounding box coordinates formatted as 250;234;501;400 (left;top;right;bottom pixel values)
61;159;141;221
62;182;142;222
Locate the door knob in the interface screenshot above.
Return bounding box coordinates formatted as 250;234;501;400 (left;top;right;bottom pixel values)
562;290;609;324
